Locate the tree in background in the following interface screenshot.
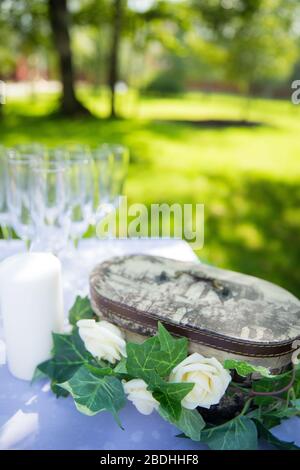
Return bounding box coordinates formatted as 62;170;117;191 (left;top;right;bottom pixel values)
0;0;88;116
71;0;125;117
73;0;183;117
0;0;49;116
108;0;124;118
97;0;181;117
48;0;88;115
1;0;300;117
190;0;298;96
225;0;299;95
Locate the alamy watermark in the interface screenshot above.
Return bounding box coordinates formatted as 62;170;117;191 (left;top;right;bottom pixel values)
291;80;300;104
95;196;204;249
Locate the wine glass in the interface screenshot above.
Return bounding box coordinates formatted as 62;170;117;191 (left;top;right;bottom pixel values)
30;150;71;255
94;144;129;212
92;145;115;225
0;146;11;241
67;146;94;248
14;143;44;157
6;149;37;250
107;144;129;209
92;144;129;242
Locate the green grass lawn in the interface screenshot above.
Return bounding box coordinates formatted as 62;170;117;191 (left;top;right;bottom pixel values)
1;90;300;296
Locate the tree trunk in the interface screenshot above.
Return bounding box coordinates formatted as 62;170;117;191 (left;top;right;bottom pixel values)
108;0;123;119
48;0;88;116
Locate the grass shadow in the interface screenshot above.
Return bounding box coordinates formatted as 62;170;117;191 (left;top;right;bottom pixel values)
196;173;300;297
154;119;265;129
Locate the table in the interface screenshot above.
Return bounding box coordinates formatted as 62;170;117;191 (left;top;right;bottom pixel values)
0;239;299;450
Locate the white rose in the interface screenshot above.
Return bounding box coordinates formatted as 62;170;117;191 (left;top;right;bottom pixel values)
123;379;159;415
169;353;231;410
77;319;126;364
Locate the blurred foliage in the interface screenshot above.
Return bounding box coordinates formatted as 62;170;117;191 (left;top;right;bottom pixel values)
1;89;300;295
145;70;184;95
0;0;50;58
189;0;300;92
1;0;300;98
145;55;185;94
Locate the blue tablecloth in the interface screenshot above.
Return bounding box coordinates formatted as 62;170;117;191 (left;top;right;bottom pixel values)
0;239;299;450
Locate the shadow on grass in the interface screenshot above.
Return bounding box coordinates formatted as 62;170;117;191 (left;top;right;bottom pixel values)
198;174;300;297
0;113;191;165
154;119;265;129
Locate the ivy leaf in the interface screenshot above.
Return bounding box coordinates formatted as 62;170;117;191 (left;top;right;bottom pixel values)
114;357;128;376
152;381;194;421
154;322;188;377
32;361;69;397
253;368;293;392
201;416;258;450
126;323;188;381
51;380;70;397
294;366;300;397
252;369;293;406
52;328;90;362
59;365;126;426
125;323;192;420
85;363;114;377
248;397;300;428
126;336;161;382
254;420;300;450
262;415;282;429
34;328;93;395
69;296;95;326
270;407;300;420
224;359;270;378
159;406;205;441
247;410;282;430
32;366;47;383
152;382;194;420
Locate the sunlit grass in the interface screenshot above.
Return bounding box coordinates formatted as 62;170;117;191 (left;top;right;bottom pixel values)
1;89;300;295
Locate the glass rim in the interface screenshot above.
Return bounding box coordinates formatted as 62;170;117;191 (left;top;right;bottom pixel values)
30;161;69;173
101;144;128;155
67;155;92;164
7;151;36;164
100;143;128;151
94;144;130;163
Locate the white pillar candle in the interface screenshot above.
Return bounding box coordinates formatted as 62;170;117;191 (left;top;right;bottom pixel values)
0;252;64;380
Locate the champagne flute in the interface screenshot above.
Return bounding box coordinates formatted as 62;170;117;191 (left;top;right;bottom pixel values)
30;150;71;255
67;146;94;249
0;146;11;241
6;149;36;250
92;145;115;225
14;143;44;157
92;144;129;241
109;144;129;209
